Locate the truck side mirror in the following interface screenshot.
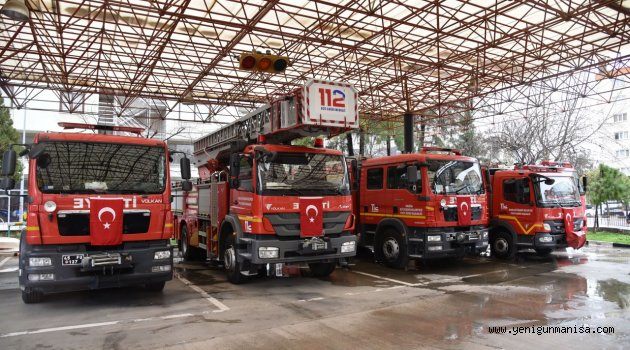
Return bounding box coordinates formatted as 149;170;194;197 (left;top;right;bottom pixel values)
406;165;418;183
0;177;15;191
350;159;359;189
483;168;492;193
181;180;192;192
180;157;191;180
1;149;17;176
229;153;240;178
29;144;46;159
582;176;587;192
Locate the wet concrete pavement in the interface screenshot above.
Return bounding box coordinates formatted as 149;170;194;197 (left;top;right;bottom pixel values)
0;245;628;349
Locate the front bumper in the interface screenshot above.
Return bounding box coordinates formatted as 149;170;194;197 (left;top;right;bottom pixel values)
239;233;357;265
408;228;489;259
19;240;173;294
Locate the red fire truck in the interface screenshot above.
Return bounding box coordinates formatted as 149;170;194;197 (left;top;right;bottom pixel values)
0;123;181;303
349;147;489;268
173;80;359;283
487;161;587;259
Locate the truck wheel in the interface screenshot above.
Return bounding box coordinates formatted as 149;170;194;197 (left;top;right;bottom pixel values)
223;234;247;284
22;288;43;304
535;248;553;257
145;281;166;292
308;262;336;277
180;226;195;261
380;229;409;269
491;230;516;260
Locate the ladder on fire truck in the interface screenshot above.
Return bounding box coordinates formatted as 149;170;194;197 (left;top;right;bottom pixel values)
193;79;359;166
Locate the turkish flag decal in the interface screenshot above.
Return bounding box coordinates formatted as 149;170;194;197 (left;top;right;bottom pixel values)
564;209;586;249
90;198;124;246
299;197;324;237
457;197;472;226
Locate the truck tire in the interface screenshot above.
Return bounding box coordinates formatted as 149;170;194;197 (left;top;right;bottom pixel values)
145;281;166;292
535;248;553;257
379;228;409;269
21;288;43;304
491;230;516;260
180;226;195;261
19;234;43;303
223;234;247;284
308;262;336;277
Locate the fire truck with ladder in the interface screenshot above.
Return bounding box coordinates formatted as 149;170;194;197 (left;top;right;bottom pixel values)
348;147;490;268
486;161;588;259
0;123;180;303
172;80;358;283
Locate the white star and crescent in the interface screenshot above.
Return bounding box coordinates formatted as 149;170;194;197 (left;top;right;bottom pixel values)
98;207;117;229
305;204;319;223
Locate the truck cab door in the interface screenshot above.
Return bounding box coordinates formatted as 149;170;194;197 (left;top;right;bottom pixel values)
385;165;424;222
230;153;255;233
499;177;535;235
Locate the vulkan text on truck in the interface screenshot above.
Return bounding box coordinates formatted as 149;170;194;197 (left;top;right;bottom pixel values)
0;123;179;303
172;80;358;283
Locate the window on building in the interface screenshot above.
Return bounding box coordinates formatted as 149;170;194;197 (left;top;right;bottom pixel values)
614;131;629;140
615;149;630;158
366;168;384;190
613;113;628;123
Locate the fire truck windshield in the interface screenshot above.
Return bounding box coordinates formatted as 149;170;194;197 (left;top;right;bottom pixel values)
427;160;483;195
257;152;349;196
535;175;581;207
35;141;166;194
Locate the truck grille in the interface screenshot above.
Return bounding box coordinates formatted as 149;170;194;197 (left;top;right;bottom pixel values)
265;212;350;237
547;218;583;234
57;212;150;236
443;206;482;222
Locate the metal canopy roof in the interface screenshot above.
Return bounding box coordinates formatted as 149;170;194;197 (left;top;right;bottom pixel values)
1;0;629;123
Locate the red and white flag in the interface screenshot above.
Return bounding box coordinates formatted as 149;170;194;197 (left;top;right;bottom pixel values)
300;197;323;237
564;208;586;249
90;198;124;245
457;197;472;226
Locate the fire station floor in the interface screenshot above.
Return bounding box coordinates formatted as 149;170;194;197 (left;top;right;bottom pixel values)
0;245;628;350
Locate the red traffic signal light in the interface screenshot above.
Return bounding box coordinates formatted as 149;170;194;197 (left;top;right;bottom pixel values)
241;55;256;69
239;52;289;73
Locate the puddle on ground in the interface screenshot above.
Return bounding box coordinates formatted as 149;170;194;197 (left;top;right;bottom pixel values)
591;278;630;309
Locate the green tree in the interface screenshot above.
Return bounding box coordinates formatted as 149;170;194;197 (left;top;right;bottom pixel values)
587;164;630;228
0;96;23;182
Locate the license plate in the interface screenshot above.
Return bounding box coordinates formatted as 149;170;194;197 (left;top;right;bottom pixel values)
303;239;327;251
313;242;327;250
62;254;84;266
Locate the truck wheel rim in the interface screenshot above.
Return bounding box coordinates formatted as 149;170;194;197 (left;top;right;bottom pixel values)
224;246;236;271
494;238;509;254
383;238;400;260
182;233;188;256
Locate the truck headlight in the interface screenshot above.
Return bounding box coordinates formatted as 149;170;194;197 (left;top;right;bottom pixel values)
482;231;488;239
341;241;356;253
154;250;171;260
29;257;52;267
258;247;279;259
427;235;442;242
539;235;553;243
543;223;551;231
28;273;54;281
151;265;171;272
44;201;57;213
